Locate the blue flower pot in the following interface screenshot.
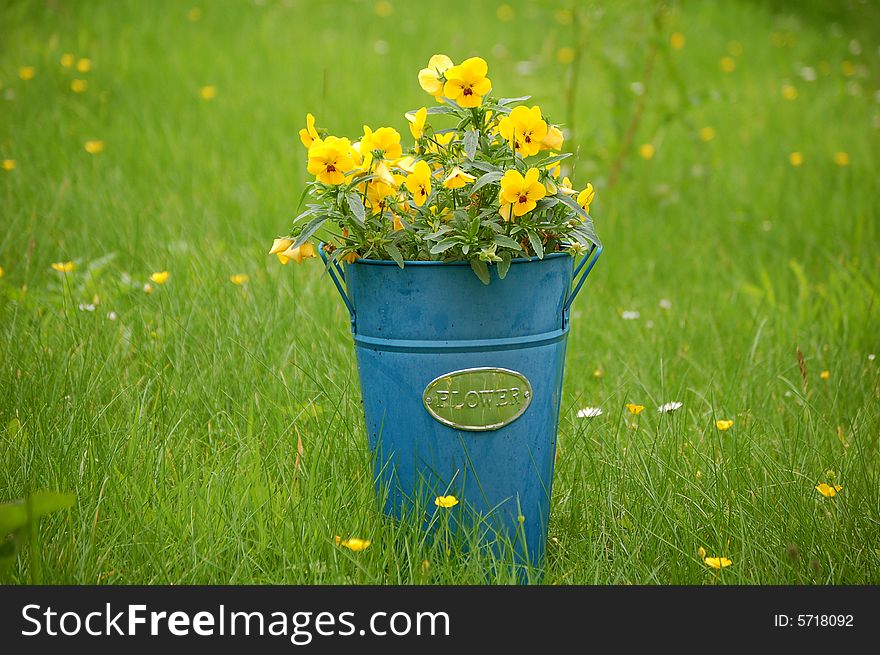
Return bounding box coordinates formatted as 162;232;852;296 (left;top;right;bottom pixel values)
321;246;601;571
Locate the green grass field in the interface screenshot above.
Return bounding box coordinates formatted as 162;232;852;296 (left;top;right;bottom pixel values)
2;0;879;584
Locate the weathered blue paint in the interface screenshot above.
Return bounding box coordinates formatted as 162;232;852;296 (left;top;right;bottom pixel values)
320;245;601;571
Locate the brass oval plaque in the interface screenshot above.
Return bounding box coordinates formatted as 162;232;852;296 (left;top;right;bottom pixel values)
422;367;532;431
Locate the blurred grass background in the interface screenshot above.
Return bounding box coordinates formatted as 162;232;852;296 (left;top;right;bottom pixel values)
1;0;878;583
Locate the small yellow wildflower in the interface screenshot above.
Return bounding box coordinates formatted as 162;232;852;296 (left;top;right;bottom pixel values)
19;66;36;81
199;85;216;100
338;537;371;552
789;152;804;167
443;57;491;108
404;160;432;207
841;60;855;76
143;283;153;294
815;483;842;498
51;261;75;273
496;4;514;21
71;79;88;93
374;0;392;16
781;84;798;100
418;54;454;100
593;368;603;379
697;546;706;559
269;238;295;264
638;143;655;160
819;370;830;380
405;106;427;140
150;271;170;285
281;241;318;264
719;56;736;73
84;140;105;154
76;58;92;73
557;47;575;64
704;557;732;570
442;166;476;190
60;53;75;68
230;274;249;286
670;32;685;50
499;168;546;218
434;495;459;508
187;7;202;21
699;126;716;142
626;404;645;415
716;419;734;431
2;160;16;171
833;152;850;167
541;125;564;151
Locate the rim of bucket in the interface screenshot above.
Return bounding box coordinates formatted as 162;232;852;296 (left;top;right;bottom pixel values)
347;251;572;267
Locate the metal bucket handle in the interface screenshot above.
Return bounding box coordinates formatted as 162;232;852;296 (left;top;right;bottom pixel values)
563;244;603;327
319;245;357;331
320;242;603;333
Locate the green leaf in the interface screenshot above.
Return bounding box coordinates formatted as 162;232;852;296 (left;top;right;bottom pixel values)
470;259;491;285
527;231;544;259
463;129;479;160
471;171;504;194
496;95;531;106
536;152;573;168
498;251;512;280
0;501;28;536
291;214;328;249
385;243;405;268
556;193;601;247
345;192;366;226
430;238;460;254
425;105;457;115
493;234;523;250
464;160;501;174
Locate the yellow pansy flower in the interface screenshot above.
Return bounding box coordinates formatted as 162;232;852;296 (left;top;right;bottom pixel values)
406;106;428;140
229;274;249;285
299;113;320;149
577;183;595;213
703;557;732;570
541;124;564;151
281;241;318;264
307;136;356;185
150;271;170;284
556;176;578;196
394;155;417;174
76;58;92;73
71;79;88;93
626;403;645;415
51;261;75;273
19;66;36;81
84;140;105;154
500;168;546;217
498;105;547;157
442;166;476;189
443;57;491;108
435;495;459;508
337;537;371;552
361;126;403;163
404;160;432;207
427;131;455;155
716;419;734;431
392;214;405;231
199;85;216;100
2;160;16;171
816;483;842;498
60;53;75;68
269;237;295;264
418;54;454;99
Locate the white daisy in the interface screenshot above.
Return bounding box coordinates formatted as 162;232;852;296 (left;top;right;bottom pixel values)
577;407;603;418
658;401;683;414
622;310;640;320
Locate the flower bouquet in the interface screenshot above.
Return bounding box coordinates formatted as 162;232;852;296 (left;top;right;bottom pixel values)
270;54;599;283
